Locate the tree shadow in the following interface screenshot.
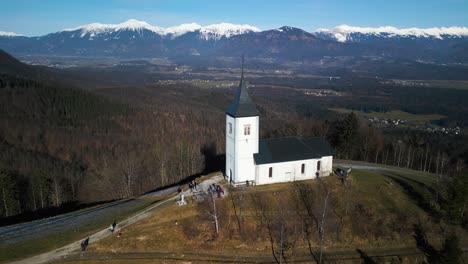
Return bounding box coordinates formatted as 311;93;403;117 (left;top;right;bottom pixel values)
293;182;319;263
383;172;441;220
356;248;378;264
413;223;440;263
201;142;225;174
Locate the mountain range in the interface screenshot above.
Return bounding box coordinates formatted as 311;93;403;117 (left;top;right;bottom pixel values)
1;19;468;63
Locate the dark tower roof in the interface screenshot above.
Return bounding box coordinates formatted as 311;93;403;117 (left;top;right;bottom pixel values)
225;56;259;118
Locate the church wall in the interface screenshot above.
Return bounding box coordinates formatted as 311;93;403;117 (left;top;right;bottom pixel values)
226;115;258;184
234;116;258;183
319;156;333;177
225;115;235;182
255;156;334;185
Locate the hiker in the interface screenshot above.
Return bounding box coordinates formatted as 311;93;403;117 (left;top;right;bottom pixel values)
188;181;193;192
112;220;117;232
177;185;182;194
194;180;198;190
81;237;89;251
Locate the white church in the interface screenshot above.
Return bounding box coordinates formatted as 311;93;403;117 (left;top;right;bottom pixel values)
225;67;334;186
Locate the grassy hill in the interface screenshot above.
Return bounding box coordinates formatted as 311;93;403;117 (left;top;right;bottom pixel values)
73;167;467;263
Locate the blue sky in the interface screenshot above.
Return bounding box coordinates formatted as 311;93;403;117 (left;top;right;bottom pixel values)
2;0;467;36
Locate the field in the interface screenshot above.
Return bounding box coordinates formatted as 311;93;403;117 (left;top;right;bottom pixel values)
391;79;468;90
57;167;467;263
329;108;445;123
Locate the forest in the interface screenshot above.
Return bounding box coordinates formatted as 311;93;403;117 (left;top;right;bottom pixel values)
0;50;467;228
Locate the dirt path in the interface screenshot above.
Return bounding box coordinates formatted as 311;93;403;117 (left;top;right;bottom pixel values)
9;173;226;264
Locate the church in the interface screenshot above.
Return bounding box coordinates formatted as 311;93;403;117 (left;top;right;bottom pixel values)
225;66;334;186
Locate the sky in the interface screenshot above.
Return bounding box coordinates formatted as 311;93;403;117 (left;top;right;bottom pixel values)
1;0;467;36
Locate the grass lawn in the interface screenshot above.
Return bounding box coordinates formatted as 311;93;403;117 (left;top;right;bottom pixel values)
0;197;160;263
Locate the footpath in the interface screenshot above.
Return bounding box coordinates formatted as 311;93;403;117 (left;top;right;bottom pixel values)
10;173;225;264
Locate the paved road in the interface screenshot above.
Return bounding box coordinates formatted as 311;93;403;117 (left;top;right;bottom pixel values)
0;199;142;246
7;173;225;264
335;163;395;171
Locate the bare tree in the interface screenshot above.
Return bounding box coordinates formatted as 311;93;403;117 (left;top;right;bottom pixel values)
318;184;330;264
50;172;63;207
207;192;219;235
118;150;140;198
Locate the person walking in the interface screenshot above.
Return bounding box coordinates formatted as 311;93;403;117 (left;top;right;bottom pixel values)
81;237;89;251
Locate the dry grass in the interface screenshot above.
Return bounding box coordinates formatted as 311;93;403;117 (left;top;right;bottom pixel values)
84;170;467;262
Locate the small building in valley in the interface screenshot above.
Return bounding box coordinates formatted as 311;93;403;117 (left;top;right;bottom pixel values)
225;64;334;186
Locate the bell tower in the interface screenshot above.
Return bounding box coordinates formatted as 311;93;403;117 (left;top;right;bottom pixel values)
225;56;259;185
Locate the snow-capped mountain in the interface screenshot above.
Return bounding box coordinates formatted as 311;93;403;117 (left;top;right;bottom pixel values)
199;23;260;40
0;20;467;62
164;23;202;39
0;31;23;37
313;25;468;62
58;19;259;41
61;19;165;39
314;25;468;42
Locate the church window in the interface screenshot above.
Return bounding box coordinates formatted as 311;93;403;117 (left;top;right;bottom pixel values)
301;163;305;174
317;160;321;171
269;167;273;178
228;123;232;134
244;125;251;135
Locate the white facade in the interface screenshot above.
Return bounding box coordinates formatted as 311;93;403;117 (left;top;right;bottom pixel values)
225;115;259;184
255;156;333;185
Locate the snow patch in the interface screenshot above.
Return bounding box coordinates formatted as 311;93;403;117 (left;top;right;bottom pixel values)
315;25;468;42
0;31;23;37
199;23;260;40
164;23;201;39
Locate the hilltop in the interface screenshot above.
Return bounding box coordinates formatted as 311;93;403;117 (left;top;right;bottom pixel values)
62;166;467;263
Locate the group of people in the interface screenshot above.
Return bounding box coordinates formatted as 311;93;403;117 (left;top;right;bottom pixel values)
188;180;199;192
207;183;225;198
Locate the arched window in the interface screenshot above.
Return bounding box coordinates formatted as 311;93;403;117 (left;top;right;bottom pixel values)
317;160;321;171
301;163;305;174
269;167;273;178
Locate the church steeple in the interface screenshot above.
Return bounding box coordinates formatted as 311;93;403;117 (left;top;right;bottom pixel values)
225;55;259;118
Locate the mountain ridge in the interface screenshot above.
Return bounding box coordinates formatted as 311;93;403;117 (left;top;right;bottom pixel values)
1;19;468;62
4;19;468;40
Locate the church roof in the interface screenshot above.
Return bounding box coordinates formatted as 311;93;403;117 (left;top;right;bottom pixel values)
254;137;334;165
225;59;259;118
